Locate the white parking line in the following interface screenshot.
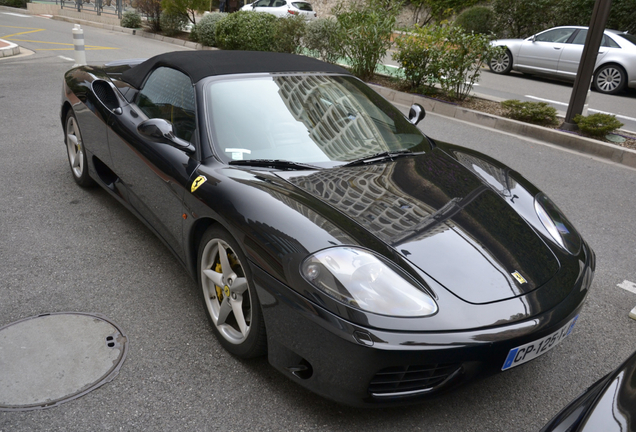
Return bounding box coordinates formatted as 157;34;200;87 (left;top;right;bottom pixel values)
525;95;568;106
2;12;31;17
618;280;636;294
58;56;74;62
525;95;636;122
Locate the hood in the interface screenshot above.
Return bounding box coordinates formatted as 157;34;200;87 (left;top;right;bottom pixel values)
278;148;560;304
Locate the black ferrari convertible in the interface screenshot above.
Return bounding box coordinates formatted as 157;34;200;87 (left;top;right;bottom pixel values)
61;50;595;407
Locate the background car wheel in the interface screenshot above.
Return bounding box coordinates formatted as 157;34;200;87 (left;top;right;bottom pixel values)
594;64;626;95
65;111;95;187
489;49;513;74
198;226;267;358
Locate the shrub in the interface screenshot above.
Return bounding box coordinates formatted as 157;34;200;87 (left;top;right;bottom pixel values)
573;113;624;137
501;99;558;126
437;27;501;100
454;6;494;35
160;11;188;36
215;11;277;51
303;17;342;64
332;0;401;80
192;12;228;46
272;15;307;54
393;25;445;89
0;0;26;7
121;10;142;28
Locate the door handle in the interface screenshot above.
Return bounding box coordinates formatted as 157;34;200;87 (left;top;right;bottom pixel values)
554;47;561;50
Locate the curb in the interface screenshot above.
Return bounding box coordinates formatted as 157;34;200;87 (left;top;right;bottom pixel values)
368;84;636;170
3;4;635;170
0;39;20;58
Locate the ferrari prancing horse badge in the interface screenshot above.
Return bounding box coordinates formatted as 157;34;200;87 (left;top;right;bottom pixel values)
191;175;207;193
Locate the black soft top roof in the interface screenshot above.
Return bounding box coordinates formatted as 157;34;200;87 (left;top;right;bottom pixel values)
120;50;350;88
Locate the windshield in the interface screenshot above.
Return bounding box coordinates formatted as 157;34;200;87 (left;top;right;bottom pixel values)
204;75;428;165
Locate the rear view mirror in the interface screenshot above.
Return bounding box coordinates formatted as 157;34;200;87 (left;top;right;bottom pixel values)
138;118;195;154
409;104;426;125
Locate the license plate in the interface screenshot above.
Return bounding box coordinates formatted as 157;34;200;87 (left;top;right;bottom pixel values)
502;315;578;371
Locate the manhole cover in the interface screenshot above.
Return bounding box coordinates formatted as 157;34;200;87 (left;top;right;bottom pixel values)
606;133;626;143
0;312;128;411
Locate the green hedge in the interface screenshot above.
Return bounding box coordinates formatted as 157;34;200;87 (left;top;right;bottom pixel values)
121;10;142;28
0;0;26;7
454;6;494;35
501;100;558;126
215;11;278;51
574;113;624;137
192;12;228;46
303;17;341;64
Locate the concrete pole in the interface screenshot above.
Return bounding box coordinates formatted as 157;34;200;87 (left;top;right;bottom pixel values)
72;24;87;67
562;0;612;130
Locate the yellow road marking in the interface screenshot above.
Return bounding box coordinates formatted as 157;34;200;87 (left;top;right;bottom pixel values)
1;28;44;39
1;25;117;51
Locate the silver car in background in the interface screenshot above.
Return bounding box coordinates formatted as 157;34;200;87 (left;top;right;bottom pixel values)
489;26;636;95
240;0;317;19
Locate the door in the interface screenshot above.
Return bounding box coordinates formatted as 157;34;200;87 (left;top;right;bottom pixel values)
107;67;198;261
516;28;577;74
557;29;611;77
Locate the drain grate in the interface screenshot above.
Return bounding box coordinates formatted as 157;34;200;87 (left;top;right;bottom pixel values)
0;312;128;411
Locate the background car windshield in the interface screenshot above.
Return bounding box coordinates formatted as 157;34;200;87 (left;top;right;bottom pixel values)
205;75;426;164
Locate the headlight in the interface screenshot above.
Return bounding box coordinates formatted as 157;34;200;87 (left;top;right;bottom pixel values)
301;247;437;317
534;193;581;255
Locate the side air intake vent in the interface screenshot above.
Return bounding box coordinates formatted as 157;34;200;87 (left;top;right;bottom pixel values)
92;80;120;111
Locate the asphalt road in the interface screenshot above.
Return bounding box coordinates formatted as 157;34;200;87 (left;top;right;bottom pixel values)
1;12;636;432
474;70;636;132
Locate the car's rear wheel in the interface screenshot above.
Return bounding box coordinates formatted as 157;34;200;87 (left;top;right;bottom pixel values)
489;49;513;74
594;64;626;95
198;226;267;358
65;111;95;187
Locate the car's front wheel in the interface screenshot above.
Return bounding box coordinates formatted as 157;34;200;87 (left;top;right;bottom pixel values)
594;64;626;95
198;226;267;358
65;111;95;187
489;49;513;74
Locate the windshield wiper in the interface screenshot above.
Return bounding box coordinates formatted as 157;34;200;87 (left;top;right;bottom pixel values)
229;159;321;171
342;149;418;167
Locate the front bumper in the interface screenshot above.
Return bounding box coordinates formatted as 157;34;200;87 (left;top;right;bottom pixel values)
252;246;594;407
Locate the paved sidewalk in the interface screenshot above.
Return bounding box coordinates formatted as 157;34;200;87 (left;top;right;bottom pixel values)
3;3;636;169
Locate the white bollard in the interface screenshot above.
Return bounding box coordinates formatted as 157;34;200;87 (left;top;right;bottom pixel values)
582;88;591;117
72;24;87;67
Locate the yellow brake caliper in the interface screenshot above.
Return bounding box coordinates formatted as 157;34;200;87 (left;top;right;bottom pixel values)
215;262;223;301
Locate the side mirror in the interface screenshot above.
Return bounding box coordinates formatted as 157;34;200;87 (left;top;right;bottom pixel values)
408;103;426;125
138;118;195;155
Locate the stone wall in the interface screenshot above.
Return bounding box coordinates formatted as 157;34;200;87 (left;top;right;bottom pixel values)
311;0;420;28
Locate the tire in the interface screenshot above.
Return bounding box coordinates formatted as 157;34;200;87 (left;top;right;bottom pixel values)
489;49;513;75
198;226;267;358
594;64;626;95
65;111;95;188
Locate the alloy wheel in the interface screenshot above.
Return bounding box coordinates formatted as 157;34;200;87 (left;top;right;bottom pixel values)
66;115;84;179
200;239;252;344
